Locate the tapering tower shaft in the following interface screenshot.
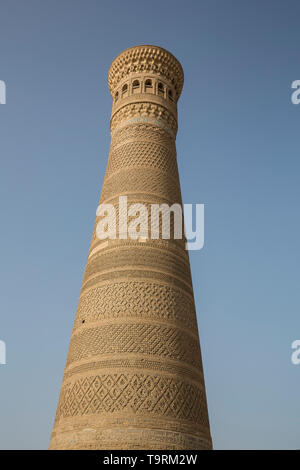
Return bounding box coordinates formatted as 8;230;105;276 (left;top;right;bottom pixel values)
50;45;212;450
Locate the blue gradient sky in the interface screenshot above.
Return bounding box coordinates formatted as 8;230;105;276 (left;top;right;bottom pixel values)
0;0;299;449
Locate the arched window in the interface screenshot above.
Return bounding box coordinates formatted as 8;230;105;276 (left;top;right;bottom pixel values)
158;82;165;97
122;83;128;97
132;80;140;94
114;91;119;102
168;90;173;101
145;79;153;91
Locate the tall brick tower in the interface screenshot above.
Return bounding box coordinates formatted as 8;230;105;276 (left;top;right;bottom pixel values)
49;45;212;450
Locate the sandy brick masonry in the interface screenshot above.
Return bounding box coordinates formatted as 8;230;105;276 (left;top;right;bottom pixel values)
49;45;212;450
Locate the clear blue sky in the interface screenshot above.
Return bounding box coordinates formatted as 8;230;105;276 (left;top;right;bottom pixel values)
0;0;299;450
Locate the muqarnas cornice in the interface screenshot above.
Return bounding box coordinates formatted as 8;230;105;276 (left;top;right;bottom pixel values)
108;45;184;100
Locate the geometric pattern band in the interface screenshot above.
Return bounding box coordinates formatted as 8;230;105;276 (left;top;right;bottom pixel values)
55;373;209;427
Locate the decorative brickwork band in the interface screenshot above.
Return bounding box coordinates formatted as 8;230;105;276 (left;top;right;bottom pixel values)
49;45;212;450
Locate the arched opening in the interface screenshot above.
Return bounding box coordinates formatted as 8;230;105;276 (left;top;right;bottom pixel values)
132;79;140;94
145;79;153;92
122;83;128;97
114;91;119;102
158;82;165;97
168;90;173;101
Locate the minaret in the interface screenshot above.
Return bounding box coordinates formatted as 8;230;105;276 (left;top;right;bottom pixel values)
49;45;212;450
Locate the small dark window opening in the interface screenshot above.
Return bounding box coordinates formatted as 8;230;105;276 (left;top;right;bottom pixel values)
158;82;164;96
114;92;119;102
145;79;153;90
82;320;85;324
132;80;140;94
122;84;128;96
168;90;173;101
